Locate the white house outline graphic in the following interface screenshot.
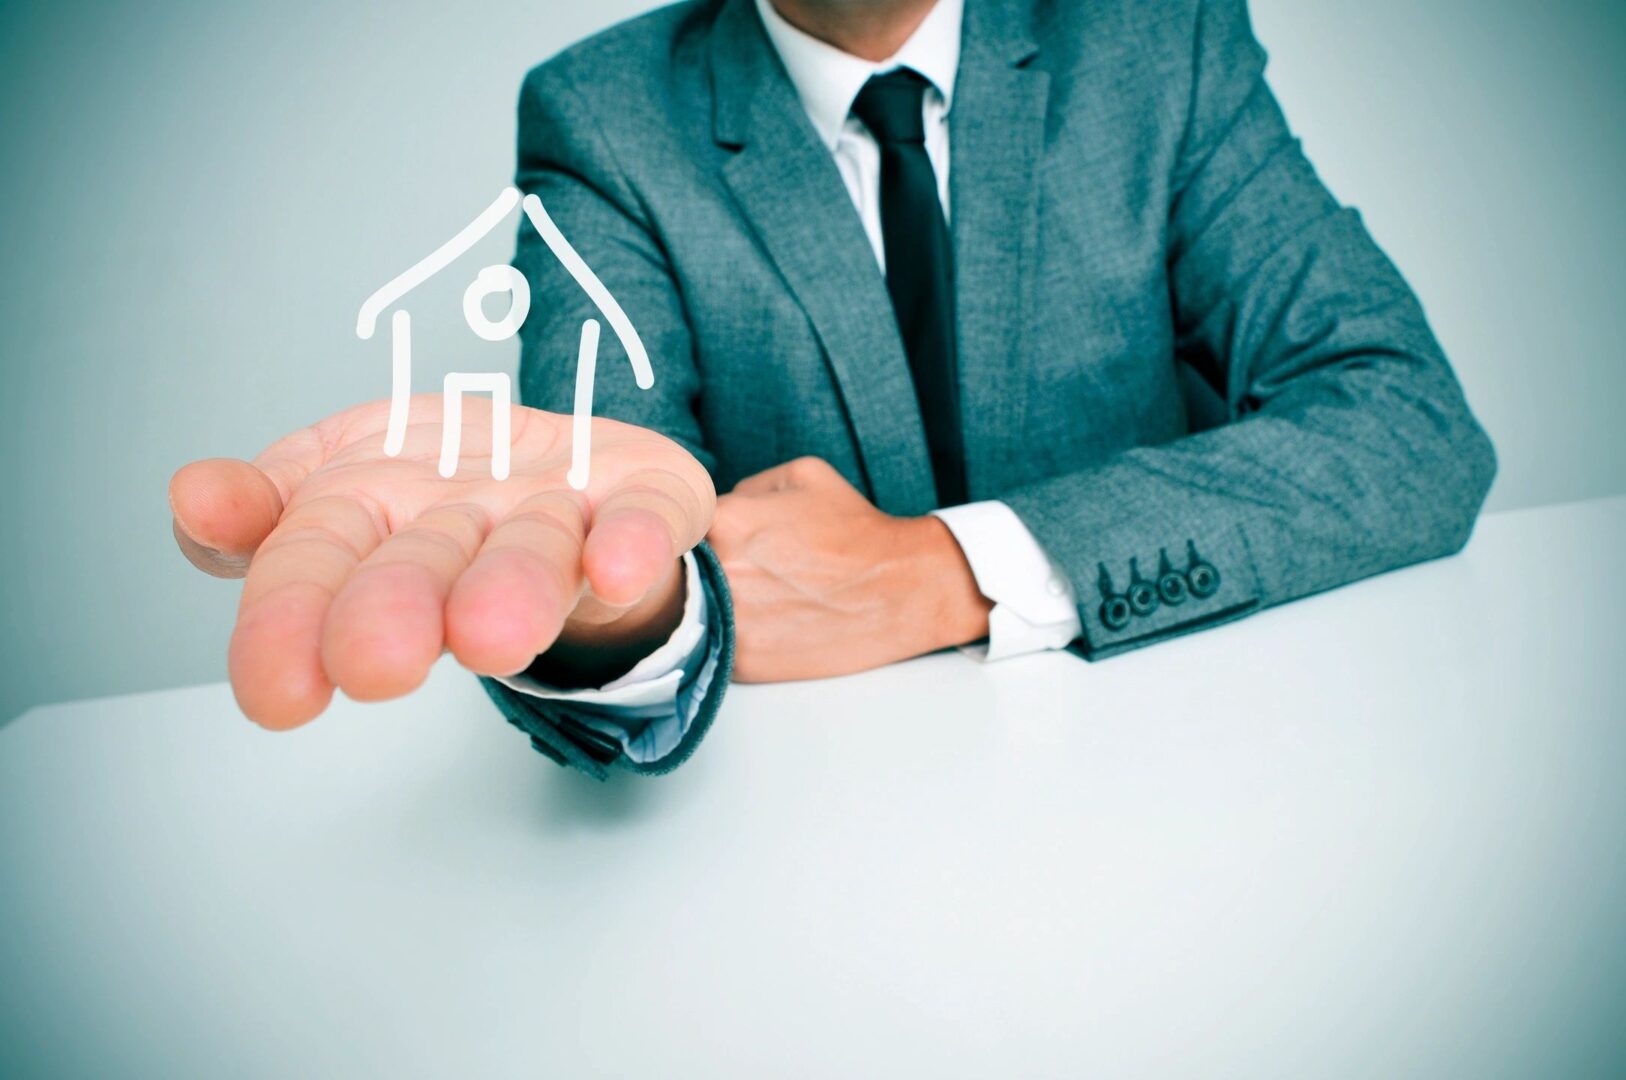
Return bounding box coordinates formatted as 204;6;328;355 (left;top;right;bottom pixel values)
356;186;654;488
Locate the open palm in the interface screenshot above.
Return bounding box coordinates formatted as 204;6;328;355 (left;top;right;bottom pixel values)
170;394;714;730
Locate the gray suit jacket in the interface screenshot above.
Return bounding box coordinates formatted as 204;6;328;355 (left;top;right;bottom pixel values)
484;0;1497;777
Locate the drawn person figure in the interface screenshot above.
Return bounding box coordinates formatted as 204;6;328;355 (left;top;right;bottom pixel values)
171;0;1495;776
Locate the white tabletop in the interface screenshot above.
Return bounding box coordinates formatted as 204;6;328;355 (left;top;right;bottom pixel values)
3;496;1624;1079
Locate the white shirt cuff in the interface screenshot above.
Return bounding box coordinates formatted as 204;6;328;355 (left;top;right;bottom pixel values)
494;551;705;709
931;501;1082;662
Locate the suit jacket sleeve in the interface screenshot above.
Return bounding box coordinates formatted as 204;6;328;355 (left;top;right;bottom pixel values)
478;60;735;776
1002;0;1497;659
484;542;735;780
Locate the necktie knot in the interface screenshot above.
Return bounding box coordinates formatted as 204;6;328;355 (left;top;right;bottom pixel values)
851;68;931;145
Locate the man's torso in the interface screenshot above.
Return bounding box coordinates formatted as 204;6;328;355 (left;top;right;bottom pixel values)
520;0;1209;513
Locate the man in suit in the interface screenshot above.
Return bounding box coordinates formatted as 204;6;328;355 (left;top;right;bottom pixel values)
169;0;1495;778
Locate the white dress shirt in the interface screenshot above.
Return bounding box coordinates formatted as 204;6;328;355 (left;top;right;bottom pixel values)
506;0;1082;749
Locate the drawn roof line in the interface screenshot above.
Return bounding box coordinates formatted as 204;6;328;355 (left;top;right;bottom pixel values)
355;190;653;390
520;193;652;390
356;187;520;339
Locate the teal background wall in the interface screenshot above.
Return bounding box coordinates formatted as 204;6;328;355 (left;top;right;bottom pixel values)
1;0;1623;722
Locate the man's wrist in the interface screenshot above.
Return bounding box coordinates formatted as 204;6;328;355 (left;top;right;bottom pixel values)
527;556;688;689
897;514;992;654
929;501;1084;662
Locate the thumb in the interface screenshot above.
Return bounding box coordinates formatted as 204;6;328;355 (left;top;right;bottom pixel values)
169;458;286;579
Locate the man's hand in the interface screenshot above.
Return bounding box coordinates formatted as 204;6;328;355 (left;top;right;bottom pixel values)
708;457;991;682
169;395;714;729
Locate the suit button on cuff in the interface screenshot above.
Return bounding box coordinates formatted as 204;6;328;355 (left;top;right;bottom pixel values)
1187;564;1219;598
1158;571;1188;605
1183;540;1221;599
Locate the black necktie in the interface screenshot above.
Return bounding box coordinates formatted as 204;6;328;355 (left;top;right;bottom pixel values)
851;69;967;508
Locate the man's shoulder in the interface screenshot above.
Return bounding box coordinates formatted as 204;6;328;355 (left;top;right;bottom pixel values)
1030;0;1203;66
520;0;721;105
516;0;1222;106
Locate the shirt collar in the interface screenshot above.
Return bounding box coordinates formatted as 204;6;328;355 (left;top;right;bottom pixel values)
753;0;964;151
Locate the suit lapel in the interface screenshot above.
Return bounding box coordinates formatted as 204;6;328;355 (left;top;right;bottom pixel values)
710;0;937;516
950;0;1048;498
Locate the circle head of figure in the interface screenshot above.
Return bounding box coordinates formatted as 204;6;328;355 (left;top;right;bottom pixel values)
463;264;530;342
